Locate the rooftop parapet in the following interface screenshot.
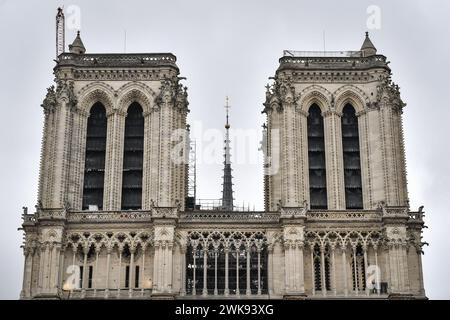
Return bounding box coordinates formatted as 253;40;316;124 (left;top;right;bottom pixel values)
278;52;389;72
55;52;179;70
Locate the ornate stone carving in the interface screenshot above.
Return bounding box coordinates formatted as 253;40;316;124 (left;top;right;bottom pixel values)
376;76;406;112
152;207;178;218
174;83;189;110
280;206;307;218
41;86;57;114
56;79;78;110
155;79;175;106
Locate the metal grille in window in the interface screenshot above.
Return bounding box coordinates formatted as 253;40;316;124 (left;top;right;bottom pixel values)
307;104;327;209
186;239;268;296
121;102;144;210
341;104;363;209
82;102;107;210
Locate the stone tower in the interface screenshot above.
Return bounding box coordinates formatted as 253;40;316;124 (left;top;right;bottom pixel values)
20;30;189;299
264;32;409;211
261;33;426;298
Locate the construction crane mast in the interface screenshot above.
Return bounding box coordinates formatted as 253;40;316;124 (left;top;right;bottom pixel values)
56;7;65;58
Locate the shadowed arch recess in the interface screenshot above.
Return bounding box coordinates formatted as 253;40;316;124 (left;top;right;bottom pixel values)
341;103;363;209
307;104;328;209
121;102;144;210
82;102;107;210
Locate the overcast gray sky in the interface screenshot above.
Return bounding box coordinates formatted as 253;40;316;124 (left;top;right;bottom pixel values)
0;0;449;299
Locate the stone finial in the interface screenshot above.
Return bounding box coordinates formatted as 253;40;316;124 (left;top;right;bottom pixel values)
360;31;377;57
69;30;86;54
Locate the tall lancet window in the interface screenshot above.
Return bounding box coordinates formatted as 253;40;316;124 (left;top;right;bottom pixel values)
121;102;144;210
82;102;107;210
341;104;363;209
307;104;328;209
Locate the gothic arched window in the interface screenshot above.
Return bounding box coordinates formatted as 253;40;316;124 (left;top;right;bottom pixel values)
341;104;363;209
121;102;144;210
307;104;328;209
82;102;107;210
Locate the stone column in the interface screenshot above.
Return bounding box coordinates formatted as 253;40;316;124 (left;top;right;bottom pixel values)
356;110;372;209
104;110;126;210
20;247;33;298
399;242;410;292
157;92;174;207
310;244;315;296
180;244;186;296
257;247;262;295
57;245;65;295
68;109;88;210
296;109;310;207
297;241;305;293
320;245;326;296
352;246;358;295
363;245;369;296
323;110;346;209
167;241;173;293
70;247;76;293
280;100;300;207
52;244;62;294
365;108;385;207
117;246;123;297
47;243;54;290
224;246;229;296
94;247;100;297
281;223;305;297
129;247;135;296
214;248;218;296
331;245;337;296
141;245;146;295
192;243;197;295
246;245;251;296
284;243;291;293
341;244;348;296
383;216;410;296
105;246;111;298
374;245;381;295
142;110;155;210
37;245;45;294
46;94;75;208
81;246;88;297
236;248;240;296
152;221;176;296
202;248;208;296
416;247;425;296
267;244;274;296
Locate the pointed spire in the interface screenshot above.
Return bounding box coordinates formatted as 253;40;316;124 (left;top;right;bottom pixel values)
361;31;377;57
221;96;234;211
69;30;86;54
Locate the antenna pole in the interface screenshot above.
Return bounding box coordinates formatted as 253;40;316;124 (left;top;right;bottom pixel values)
124;29;127;53
323;30;326;53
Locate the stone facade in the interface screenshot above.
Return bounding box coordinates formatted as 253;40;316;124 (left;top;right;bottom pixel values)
19;33;427;299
